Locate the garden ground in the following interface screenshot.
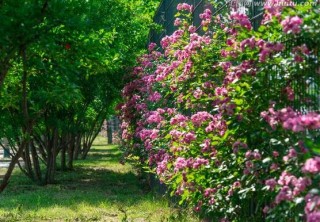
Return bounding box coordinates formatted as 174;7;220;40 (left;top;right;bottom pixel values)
0;136;197;222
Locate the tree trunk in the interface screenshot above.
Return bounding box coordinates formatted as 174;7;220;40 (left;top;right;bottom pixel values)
107;119;112;144
81;128;100;160
31;140;42;183
67;135;75;170
74;134;81;160
45;128;58;184
23;142;34;180
34;135;47;163
61;145;66;171
0;140;26;192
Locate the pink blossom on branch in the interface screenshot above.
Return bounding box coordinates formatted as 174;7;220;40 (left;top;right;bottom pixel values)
265;178;277;190
191;111;213;127
177;3;193;12
303;157;320;174
148;91;162;102
199;9;212;20
281;16;303;34
307;212;320;222
148;42;157;52
146;111;163;124
292;44;310;63
261;107;320;132
262;0;294;23
174;18;182;26
174;157;187;171
183;132;197;144
188;25;196;33
199;9;212;27
230;11;252;30
170;114;188;126
284;86;295;101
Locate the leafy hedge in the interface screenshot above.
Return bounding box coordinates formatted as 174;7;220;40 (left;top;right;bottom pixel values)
120;1;320;221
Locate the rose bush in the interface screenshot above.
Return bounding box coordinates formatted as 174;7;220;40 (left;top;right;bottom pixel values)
120;1;320;221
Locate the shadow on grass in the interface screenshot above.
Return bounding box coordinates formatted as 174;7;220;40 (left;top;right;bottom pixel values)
91;144;113;147
79;148;122;163
89;148;121;154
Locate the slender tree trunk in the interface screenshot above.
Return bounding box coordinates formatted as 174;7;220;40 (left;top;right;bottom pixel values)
45;144;52;184
81;143;89;160
0;142;26;192
31;141;42;183
74;134;81;160
61;145;66;171
34;135;47;162
51;128;58;183
23;142;34;180
45;128;58;184
81;127;101;160
67;135;75;170
107;119;113;144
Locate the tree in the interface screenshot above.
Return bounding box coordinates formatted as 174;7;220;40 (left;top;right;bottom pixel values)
0;0;158;191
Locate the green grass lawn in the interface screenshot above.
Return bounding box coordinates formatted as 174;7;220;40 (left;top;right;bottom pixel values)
0;136;197;222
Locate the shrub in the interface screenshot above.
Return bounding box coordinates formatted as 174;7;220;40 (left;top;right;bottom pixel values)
120;1;320;221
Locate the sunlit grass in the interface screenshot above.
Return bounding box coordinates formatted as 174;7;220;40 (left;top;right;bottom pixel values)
0;136;197;222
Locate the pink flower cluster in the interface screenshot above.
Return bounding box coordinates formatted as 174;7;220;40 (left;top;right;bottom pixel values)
275;171;311;203
270;164;320;222
199;9;212;27
199;9;211;20
281;16;303;34
221;60;256;85
284;86;294;101
263;0;293;23
303;157;320;174
240;37;256;51
305;195;320;222
307;212;320;222
191;111;213;127
148;91;162;102
170;114;188;127
156;151;171;175
148;42;157;52
230;11;252;30
177;3;193;12
174;157;209;171
169;129;197;144
232;141;248;153
265;178;277;190
146;110;164;125
205;114;227;136
292;44;310;63
160;30;184;49
193;88;203;99
282;148;297;162
139;129;159;140
261;107;320;132
174;18;182;26
258;41;284;62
